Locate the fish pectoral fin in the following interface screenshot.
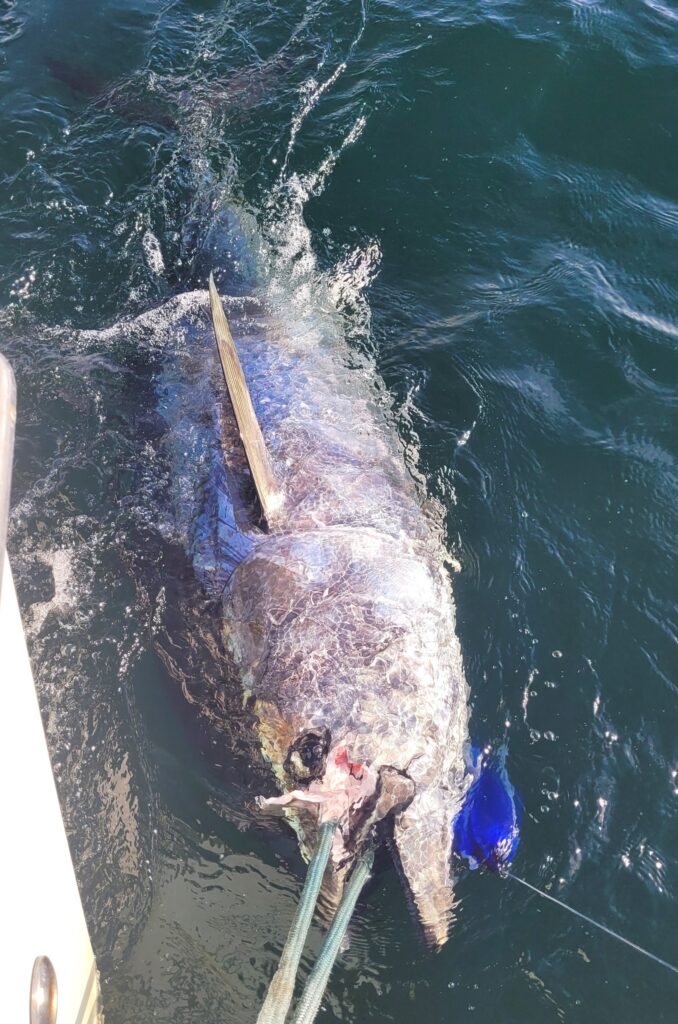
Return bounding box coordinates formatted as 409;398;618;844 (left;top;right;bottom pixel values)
393;789;457;948
208;272;283;527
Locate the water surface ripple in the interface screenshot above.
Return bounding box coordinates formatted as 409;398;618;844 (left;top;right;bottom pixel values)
1;0;677;1021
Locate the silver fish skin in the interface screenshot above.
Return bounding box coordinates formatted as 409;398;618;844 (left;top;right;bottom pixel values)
214;265;470;947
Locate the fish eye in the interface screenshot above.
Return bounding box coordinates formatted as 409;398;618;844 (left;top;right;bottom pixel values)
285;727;330;782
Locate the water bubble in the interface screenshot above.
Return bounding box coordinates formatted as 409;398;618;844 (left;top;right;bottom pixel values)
552;650;562;659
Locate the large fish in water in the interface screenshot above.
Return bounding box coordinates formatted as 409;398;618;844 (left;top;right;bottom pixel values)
46;42;316;132
152;208;470;946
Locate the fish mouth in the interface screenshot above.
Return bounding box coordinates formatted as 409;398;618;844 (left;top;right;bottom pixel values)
258;737;415;869
258;731;459;947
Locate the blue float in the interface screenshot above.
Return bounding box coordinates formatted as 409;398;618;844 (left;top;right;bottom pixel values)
453;751;522;873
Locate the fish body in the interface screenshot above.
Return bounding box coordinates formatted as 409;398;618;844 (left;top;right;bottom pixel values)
149;209;470;945
198;228;470;945
46;42;314;131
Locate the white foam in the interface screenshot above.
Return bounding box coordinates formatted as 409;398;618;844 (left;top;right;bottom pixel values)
27;547;76;635
142;230;166;276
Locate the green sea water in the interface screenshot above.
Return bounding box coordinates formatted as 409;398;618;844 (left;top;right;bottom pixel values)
1;1;677;1021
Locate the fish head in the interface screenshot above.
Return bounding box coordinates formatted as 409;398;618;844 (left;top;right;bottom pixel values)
253;700;466;946
258;721;468;946
229;532;468;945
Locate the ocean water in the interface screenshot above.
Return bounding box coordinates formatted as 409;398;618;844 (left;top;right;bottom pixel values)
2;0;677;1021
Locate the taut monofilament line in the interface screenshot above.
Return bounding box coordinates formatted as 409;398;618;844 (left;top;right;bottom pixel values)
507;872;678;976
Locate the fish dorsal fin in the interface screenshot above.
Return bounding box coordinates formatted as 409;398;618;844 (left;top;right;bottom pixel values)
208;272;283;526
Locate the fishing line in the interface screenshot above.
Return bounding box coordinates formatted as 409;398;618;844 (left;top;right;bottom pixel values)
507;872;678;976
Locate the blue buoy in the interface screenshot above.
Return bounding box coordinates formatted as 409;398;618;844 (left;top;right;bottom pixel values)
453;751;522;873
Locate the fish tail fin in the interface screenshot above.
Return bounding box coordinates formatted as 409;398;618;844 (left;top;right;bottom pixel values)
208;272;283;527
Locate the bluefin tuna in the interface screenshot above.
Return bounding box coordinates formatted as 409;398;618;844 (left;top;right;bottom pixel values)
188;214;471;947
132;207;470;946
